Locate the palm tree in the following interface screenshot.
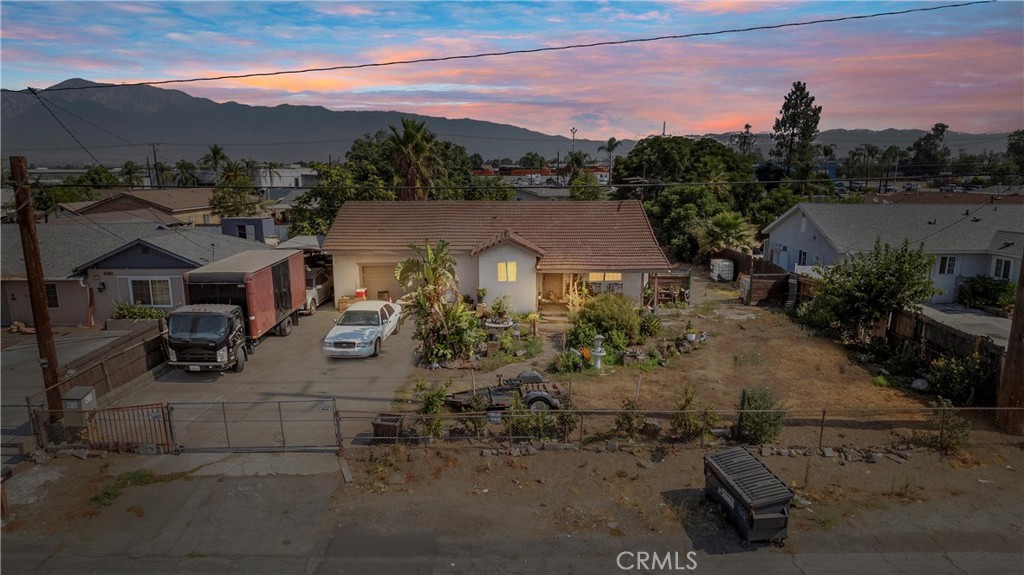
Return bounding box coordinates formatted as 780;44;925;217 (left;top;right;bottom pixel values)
881;145;901;185
120;161;143;188
387;118;438;200
564;150;590;184
175;160;198;187
199;144;229;177
219;160;247;183
700;211;758;255
598;137;622;185
862;144;880;190
153;161;173;187
264;161;283;187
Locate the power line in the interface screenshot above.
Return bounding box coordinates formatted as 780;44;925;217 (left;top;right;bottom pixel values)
0;1;993;93
31;92;150;154
26;89;102;165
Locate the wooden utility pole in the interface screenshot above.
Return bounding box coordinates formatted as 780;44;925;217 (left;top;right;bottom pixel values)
996;248;1024;434
12;156;62;420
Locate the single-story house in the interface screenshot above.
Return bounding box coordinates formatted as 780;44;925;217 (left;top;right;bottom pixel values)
762;203;1024;304
322;200;671;313
1;222;266;327
57;188;221;225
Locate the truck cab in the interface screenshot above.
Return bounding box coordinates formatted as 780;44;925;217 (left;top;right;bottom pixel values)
165;304;248;372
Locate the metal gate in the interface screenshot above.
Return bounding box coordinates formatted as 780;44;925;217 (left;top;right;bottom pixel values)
167;399;340;452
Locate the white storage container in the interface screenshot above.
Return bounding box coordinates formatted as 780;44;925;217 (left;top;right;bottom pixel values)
710;259;735;282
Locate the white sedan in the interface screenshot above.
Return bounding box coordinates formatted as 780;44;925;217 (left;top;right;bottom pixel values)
322;300;401;358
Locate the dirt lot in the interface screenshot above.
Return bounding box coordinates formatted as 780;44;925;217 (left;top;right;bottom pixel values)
414;275;924;414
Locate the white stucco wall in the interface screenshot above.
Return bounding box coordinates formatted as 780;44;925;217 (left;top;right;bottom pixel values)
477;243;538;313
84;268;187;322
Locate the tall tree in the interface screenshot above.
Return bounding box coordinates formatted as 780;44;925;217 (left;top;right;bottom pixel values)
469;153;485;170
199;144;229;174
288;162;394;236
904;123;950;177
219;160;247;184
120;161;143;188
175;160;198;187
770;81;822;177
387;118;439;200
1006;129;1024;178
730;124;759;158
861;144;880;190
518;151;545;169
210;172;262;218
598;137;623;184
569;171;605;201
564;150;590;184
700;211;758;254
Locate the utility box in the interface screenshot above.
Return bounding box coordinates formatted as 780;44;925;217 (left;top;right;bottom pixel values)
61;386;97;428
704;446;792;545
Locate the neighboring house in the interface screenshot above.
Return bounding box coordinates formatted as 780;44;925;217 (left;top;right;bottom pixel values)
57;188;220;225
268;188;309;225
220;217;280;244
49;208;184;226
1;222;266;327
322;200;671;312
252;166;318;189
762;203;1024;303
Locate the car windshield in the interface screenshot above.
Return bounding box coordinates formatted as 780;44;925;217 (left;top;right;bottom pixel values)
168;314;227;342
337;310;380;326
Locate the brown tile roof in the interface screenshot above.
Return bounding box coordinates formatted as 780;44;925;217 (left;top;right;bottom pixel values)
324;200;671;271
471;229;546;256
51;207;183;226
128;188;216;211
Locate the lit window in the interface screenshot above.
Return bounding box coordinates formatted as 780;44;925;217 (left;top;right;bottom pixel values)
130;279;172;306
587;272;622;282
44;283;59;308
497;261;517;282
938;256;956;275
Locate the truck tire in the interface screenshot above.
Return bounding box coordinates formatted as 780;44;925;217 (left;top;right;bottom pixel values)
527;398;553;411
308;299;317;316
233;347;246;373
278;316;293;337
372;338;381;357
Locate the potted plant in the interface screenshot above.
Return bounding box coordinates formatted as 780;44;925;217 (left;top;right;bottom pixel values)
476;287;487;304
491;295;510;320
685;320;697;342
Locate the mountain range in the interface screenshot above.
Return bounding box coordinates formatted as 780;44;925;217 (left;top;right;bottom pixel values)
0;79;1012;168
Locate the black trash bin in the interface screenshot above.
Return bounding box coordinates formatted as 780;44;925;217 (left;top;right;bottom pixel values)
704;446;793;545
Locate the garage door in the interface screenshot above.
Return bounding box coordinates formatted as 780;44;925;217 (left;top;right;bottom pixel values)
361;265;406;302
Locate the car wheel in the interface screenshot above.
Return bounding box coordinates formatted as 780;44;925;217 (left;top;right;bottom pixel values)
372;338;381;357
279;316;293;337
528;398;552;411
394;320;400;335
233;347;246;373
308;299;317;316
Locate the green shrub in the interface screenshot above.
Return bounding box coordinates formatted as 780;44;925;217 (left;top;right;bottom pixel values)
639;313;662;338
613;398;645;439
669;388;702;440
414;379;451;437
555;397;581;441
506;396;557;440
605;330;628;357
733;388;786;444
575;294;641;344
886;343;927;376
550;350;584;373
112;302;166;320
958;275;1016;311
930;397;971;453
871;375;890;388
928;353;996;406
523;335;543;358
567;321;598;351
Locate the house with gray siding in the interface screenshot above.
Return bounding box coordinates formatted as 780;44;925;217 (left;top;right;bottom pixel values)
1;223;266;327
322;201;670;313
762;203;1023;303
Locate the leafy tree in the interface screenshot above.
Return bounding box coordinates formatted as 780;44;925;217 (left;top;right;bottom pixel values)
430;140;472;200
1005;129;1024;178
797;238;941;340
597;137;623;182
469;153;485;170
749;186;801;230
729;123;760;158
174;160;198;187
563;150;590;183
643;184;730;261
396;241;481;363
904;123;950;177
770;81;822;177
288;162;394;236
518;151;545;169
463;176;515;201
387;118;439;200
569;170;604;201
700;211;757;254
33;165;118;211
120;161;143;188
210;174;262;217
199;144;229;173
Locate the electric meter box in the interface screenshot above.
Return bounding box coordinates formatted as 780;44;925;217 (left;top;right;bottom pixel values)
61;386;97;427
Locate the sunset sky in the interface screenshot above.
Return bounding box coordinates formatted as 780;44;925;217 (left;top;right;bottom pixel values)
2;1;1022;140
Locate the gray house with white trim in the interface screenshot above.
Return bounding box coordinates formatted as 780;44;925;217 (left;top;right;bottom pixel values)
762;203;1023;303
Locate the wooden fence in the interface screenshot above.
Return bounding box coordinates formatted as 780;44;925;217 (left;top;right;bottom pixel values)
711;248;786;276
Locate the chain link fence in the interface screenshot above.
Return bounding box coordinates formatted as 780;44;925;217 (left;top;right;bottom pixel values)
338;407;1024;451
167;400;340;452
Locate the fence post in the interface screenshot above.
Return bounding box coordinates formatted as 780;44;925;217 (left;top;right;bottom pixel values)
166;404;178;453
701;410;708;448
222;403;231;448
818;409;826;450
333;400;343;450
579;412;585;448
276;402;286;448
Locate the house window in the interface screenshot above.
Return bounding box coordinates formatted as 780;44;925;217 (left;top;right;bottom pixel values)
587;273;622;282
993;258;1012;280
203;214;211;224
798;250;808;266
130;279;172;306
938;256;956;275
497;261;517;282
44;283;59;308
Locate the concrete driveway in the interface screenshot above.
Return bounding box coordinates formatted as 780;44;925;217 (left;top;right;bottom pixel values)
920;303;1011;349
107;304;419;416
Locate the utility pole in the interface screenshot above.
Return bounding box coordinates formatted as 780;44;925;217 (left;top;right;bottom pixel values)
996;247;1024;434
151;143;160;188
570;127;577;155
12;156;63;421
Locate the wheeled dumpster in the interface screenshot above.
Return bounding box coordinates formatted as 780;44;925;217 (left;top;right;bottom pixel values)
704;446;793;545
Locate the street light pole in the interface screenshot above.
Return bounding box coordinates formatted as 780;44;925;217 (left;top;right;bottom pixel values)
571;127;577;154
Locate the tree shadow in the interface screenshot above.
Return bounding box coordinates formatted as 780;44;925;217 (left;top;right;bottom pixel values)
660;488;774;554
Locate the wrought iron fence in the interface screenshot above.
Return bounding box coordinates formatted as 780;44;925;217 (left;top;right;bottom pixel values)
29;403;172;454
167;399;340;452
